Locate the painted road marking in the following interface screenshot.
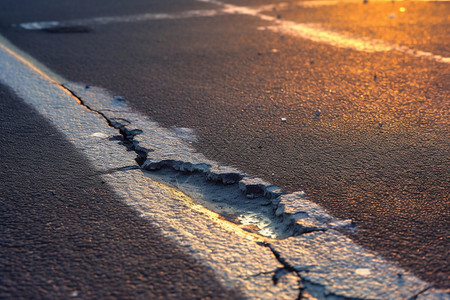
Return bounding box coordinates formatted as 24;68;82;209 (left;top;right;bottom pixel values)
19;9;222;30
18;1;449;64
2;34;449;299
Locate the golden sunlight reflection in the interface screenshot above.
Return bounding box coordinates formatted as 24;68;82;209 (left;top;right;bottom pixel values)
271;0;450;58
150;180;274;242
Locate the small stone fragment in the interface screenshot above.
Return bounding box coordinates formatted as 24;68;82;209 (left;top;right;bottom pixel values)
315;109;322;117
70;291;79;297
89;132;108;138
355;268;371;276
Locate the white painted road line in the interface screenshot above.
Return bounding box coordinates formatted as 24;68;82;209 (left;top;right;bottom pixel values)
262;22;450;63
2;35;449;299
200;0;450;64
19;9;222;30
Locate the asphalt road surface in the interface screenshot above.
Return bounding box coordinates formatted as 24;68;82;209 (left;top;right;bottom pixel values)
0;0;448;288
0;83;243;299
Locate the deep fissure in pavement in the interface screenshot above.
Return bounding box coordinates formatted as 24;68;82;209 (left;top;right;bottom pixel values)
61;84;302;238
143;166;298;238
62;84;354;240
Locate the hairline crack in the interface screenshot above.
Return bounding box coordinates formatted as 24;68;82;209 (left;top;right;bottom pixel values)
61;84;148;165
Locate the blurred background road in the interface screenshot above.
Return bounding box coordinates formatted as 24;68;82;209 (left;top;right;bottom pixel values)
0;0;448;288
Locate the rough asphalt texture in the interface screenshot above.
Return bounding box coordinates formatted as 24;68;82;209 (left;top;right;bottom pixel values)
0;0;448;288
0;84;243;299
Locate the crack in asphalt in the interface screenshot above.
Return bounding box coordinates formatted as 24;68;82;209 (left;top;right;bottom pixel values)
61;84;305;238
61;84;355;241
61;84;149;165
142;159;244;185
257;241;307;299
2;33;447;300
257;241;373;300
408;286;433;300
61;83;403;298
